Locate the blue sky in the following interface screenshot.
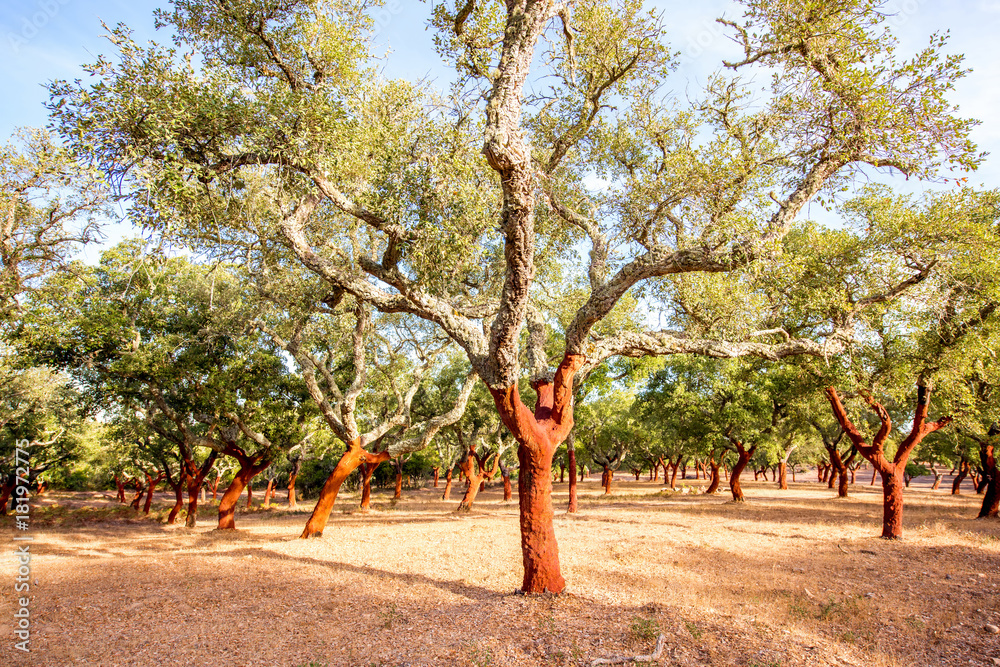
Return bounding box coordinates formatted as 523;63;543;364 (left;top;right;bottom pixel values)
2;0;998;257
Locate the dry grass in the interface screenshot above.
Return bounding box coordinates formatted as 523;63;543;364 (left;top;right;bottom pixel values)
1;474;998;667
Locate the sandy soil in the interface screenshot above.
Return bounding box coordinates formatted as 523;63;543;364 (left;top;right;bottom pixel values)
1;473;998;667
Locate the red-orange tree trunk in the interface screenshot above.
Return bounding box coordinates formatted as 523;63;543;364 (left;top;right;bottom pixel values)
729;443;755;502
952;460;968;495
826;386;951;539
301;439;389;537
706;457;721;494
143;473;163;515
778;462;788;490
359;460;379;510
488;355;582;594
566;441;577;513
218;469;253;530
287;472;298;508
441;467;454;500
978;444;998;519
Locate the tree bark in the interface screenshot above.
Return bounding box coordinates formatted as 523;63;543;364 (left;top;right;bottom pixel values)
669;461;679;490
706;456;721;494
114;476;126;503
301;439;389;537
488;356;583;594
441;467;454;500
359;460;379;510
729;442;755;502
952;459;969;495
978;444;998;519
184;451;219;528
432;467;440;488
167;481;184;525
567;433;578;513
880;469;906;538
143;473;163;515
826;385;951;539
394;468;403;500
217;468;254;530
129;487;144;511
778;462;788;490
602;466;613;495
287;472;298;508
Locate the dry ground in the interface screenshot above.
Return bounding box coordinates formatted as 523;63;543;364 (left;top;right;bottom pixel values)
1;473;998;667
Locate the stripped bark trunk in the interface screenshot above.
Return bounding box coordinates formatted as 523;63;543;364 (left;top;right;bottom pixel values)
184;451;219;528
729;442;755;502
826;386;951;539
567;432;578;513
143;473;164;515
978;443;998;519
952;459;969;495
488;355;583;594
359;460;379;510
706;455;721;494
287;472;298;508
432;467;440;488
301;439;389;537
442;467;454;500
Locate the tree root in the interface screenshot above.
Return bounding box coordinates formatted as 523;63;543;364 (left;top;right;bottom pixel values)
590;633;666;666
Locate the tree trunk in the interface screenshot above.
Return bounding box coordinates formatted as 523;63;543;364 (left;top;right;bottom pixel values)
791;467;796;482
880;468;905;539
567;436;578;513
263;478;275;507
952;460;968;495
167;482;184;525
287;472;298;508
515;437;563;594
432;467;440;488
602;466;612;495
778;462;788;490
870;467;877;486
130;487;144;511
458;472;484;511
633;469;641;481
143;474;162;515
301;439;388;537
359;461;378;510
441;467;454;500
114;476;126;503
669;462;679;490
930;466;942;490
729;444;754;502
394;467;403;500
217;468;254;530
681;462;687;480
559;464;565;484
211;475;221;502
978;445;998;519
838;465;850;497
502;468;512;501
706;457;721;494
